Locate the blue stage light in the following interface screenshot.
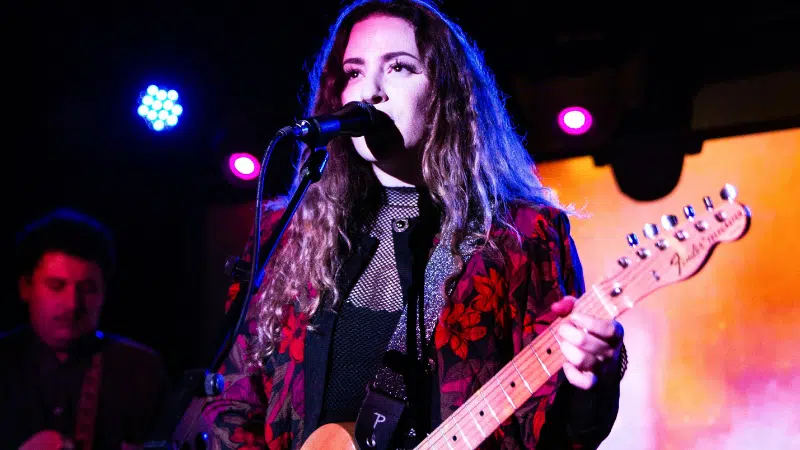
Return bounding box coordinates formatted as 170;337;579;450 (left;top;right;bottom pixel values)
137;84;182;131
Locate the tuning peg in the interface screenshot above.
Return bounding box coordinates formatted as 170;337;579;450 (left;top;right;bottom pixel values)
703;196;714;211
629;231;651;259
683;205;695;220
643;223;659;239
661;214;679;230
721;183;737;201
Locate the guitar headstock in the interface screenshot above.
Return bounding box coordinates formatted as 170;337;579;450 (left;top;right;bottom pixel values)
597;184;751;314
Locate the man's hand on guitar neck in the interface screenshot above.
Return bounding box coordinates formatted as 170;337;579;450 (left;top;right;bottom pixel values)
552;296;625;390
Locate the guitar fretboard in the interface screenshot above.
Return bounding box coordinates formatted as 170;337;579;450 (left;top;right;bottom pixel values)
415;264;653;450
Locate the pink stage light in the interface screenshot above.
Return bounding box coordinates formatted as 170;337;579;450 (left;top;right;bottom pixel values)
228;153;260;181
557;106;593;135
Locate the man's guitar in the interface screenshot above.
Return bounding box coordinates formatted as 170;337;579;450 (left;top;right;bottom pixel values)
301;184;752;450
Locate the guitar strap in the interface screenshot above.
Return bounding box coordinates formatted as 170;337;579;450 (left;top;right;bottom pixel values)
74;351;103;450
354;385;408;450
354;220;478;450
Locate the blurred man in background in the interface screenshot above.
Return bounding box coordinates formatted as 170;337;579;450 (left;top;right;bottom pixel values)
0;208;169;450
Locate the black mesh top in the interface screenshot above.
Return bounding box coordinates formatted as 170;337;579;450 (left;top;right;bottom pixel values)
320;186;422;424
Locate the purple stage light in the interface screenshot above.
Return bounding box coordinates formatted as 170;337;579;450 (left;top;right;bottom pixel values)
228;153;260;181
558;106;592;135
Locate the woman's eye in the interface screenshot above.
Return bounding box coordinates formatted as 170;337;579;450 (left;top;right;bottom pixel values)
390;62;412;73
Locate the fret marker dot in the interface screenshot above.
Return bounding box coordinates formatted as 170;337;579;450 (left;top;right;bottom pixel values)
510;381;516;388
452;436;457;441
479;411;484;416
546;348;552;354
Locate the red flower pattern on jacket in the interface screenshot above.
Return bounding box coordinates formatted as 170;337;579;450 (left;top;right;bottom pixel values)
230;424;266;450
435;303;487;360
472;268;518;328
278;308;305;363
265;425;293;450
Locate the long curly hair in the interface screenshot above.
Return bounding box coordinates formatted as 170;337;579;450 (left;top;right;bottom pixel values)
252;0;563;363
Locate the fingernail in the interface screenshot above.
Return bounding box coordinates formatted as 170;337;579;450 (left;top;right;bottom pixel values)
559;324;580;341
570;313;587;324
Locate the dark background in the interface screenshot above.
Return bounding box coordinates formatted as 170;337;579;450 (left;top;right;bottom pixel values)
5;1;800;379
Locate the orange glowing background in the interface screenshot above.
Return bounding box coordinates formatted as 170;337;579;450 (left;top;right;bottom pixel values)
537;129;800;449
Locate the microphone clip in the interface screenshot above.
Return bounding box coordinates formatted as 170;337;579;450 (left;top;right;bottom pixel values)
280;101;377;147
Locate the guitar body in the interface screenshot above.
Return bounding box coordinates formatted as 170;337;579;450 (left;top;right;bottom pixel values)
301;422;357;450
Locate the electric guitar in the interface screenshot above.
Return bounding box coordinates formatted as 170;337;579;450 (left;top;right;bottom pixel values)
301;184;752;450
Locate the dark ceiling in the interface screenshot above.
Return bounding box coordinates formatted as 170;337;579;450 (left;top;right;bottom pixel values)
16;2;800;198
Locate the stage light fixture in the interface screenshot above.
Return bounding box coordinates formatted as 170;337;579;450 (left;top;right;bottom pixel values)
228;153;260;181
137;84;183;131
558;106;592;135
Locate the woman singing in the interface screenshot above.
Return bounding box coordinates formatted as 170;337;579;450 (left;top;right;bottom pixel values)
204;1;625;448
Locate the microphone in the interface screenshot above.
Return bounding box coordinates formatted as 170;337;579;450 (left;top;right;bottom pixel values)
286;101;378;146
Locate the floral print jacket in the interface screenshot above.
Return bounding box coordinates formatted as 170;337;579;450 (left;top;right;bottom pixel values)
201;204;621;449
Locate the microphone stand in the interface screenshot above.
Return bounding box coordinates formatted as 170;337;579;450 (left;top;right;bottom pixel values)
144;130;329;449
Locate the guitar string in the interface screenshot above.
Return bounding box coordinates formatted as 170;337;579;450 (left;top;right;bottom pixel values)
434;229;728;449
417;253;656;450
413;210;742;448
428;231;720;450
416;238;692;449
417;314;574;449
429;240;692;450
420;287;644;447
419;286;633;447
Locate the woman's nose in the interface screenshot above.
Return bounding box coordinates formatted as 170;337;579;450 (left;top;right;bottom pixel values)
361;75;387;104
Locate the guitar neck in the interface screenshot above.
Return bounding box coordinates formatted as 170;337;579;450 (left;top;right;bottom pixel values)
415;284;637;450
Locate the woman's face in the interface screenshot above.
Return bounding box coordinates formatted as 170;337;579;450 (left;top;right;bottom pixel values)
340;15;431;183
